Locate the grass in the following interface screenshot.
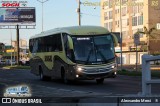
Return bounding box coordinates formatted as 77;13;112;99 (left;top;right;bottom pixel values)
118;69;160;78
3;65;31;70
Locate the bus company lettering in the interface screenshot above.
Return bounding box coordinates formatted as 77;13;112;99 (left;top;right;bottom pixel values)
2;3;20;7
45;56;52;62
1;1;28;7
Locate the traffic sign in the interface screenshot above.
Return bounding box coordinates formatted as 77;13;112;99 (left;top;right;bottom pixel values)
134;34;140;45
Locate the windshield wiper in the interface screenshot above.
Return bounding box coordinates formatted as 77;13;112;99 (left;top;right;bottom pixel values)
95;45;114;63
85;48;93;64
97;50;107;62
94;44;106;62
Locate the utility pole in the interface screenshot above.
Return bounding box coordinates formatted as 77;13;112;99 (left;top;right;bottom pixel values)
16;25;20;65
37;0;49;32
77;0;81;26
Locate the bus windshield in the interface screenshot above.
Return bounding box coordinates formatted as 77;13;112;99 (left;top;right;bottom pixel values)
72;34;115;65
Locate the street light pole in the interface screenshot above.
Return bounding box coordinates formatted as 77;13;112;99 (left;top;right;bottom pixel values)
120;0;123;70
37;0;49;32
10;29;12;66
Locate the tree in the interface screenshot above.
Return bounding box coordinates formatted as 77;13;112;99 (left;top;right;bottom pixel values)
135;26;156;54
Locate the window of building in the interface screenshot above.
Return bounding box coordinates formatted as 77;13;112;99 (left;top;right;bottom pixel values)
138;5;143;13
115;9;119;14
109;0;113;8
109;11;113;19
132;17;137;26
116;20;119;25
116;20;119;27
109;22;113;31
122;0;127;5
104;23;108;29
122;7;127;16
104;12;108;20
132;6;138;13
138;16;143;25
138;28;144;38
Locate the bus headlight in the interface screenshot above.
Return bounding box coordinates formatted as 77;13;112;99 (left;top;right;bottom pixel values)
76;66;84;73
77;67;83;72
112;65;115;69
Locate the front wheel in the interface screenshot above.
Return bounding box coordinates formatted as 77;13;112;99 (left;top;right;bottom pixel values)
39;70;45;81
61;69;70;84
96;78;104;84
39;67;50;81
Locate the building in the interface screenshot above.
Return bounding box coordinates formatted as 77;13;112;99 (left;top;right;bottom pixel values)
11;39;28;59
101;0;160;64
0;39;28;62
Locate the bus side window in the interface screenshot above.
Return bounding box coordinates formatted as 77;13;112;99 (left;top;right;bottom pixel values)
55;34;63;51
29;39;33;53
63;34;72;59
32;39;38;53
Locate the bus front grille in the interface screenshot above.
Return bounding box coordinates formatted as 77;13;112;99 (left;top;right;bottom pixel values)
83;68;112;74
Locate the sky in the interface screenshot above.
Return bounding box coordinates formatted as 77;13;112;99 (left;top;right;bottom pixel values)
0;0;101;45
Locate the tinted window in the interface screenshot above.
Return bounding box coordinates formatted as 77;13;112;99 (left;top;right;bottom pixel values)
63;34;72;59
30;33;62;53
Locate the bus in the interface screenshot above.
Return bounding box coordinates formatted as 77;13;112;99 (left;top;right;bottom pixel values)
29;26;118;84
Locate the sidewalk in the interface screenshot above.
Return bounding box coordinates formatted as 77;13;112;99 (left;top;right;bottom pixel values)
117;64;160;71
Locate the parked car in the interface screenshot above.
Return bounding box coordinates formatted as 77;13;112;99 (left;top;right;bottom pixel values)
0;60;6;65
9;60;16;65
19;58;30;66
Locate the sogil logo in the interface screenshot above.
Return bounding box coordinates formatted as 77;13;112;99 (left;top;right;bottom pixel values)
1;1;28;7
2;3;20;7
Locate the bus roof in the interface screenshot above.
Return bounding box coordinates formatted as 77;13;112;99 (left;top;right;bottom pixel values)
30;26;110;39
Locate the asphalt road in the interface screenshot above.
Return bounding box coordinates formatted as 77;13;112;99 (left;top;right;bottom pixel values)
0;68;160;97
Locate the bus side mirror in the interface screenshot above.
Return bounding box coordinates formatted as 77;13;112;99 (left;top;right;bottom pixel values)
67;36;74;49
111;33;118;47
67;49;75;61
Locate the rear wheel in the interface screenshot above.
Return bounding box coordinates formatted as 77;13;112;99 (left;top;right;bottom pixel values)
96;78;104;84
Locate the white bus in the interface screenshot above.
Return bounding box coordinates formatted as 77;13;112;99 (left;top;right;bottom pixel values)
29;26;118;84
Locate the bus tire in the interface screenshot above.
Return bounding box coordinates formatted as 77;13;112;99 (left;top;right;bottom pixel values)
61;68;69;84
96;78;104;84
39;66;48;81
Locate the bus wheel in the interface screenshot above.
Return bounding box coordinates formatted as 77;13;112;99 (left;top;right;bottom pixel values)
39;67;48;81
96;78;104;84
61;69;69;84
